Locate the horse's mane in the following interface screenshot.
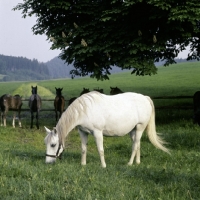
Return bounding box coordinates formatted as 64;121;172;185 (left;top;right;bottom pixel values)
56;91;103;147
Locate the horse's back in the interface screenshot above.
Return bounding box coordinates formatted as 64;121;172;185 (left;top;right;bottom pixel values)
54;96;65;110
75;92;152;135
29;94;42;111
0;94;22;110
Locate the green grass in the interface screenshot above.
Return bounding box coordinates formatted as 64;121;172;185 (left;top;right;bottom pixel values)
0;62;200;199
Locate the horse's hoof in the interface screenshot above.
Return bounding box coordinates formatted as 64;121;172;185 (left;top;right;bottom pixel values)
127;162;132;166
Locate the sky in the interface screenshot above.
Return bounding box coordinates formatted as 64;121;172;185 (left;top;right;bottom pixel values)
0;0;60;63
0;0;189;63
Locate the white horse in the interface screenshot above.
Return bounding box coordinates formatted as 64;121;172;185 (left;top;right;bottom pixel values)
44;91;170;168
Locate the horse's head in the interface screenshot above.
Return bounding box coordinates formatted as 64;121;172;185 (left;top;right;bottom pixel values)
80;87;90;96
55;87;63;96
44;126;64;163
31;86;37;94
110;86;123;95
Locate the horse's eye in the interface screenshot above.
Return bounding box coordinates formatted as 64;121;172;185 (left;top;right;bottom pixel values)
51;144;56;148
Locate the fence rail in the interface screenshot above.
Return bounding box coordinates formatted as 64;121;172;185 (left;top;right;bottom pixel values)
19;95;194;111
21;95;194;102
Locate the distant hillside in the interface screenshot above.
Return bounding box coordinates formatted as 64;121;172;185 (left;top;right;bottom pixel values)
0;54;50;81
45;57;74;78
46;57;193;78
0;54;194;81
45;57;131;77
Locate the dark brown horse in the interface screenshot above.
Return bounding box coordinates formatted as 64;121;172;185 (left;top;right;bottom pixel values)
29;86;42;129
0;94;22;128
110;87;123;95
193;91;200;125
54;87;65;122
68;88;90;106
94;87;104;94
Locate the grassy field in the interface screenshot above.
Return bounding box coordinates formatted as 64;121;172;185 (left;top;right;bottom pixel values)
0;62;200;199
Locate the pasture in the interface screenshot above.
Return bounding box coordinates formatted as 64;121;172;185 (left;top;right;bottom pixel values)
0;62;200;199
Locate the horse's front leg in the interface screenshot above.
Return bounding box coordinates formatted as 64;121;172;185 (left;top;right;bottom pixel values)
93;130;106;168
78;129;88;166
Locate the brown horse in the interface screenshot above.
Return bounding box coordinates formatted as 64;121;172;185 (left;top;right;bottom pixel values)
0;94;22;128
110;87;123;95
54;87;65;122
193;91;200;125
68;88;90;106
29;86;42;129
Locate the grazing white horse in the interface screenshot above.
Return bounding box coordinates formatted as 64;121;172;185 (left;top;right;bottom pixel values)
44;91;170;168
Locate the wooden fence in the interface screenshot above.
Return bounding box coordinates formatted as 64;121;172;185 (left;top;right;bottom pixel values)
20;95;194;112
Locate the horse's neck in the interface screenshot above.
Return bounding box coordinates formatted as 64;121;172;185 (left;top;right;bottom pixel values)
57;108;79;141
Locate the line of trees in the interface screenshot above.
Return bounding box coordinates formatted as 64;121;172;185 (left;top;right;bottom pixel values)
0;54;50;81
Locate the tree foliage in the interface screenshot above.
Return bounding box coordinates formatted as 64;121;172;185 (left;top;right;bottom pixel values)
14;0;200;80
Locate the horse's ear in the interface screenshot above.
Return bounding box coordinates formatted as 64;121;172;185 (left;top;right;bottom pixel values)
53;127;57;135
55;87;57;90
44;126;51;134
61;88;63;91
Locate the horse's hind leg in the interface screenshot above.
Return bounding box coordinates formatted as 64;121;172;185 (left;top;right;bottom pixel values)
36;110;39;129
0;111;3;126
128;124;145;165
12;112;16;128
30;111;34;129
18;109;22;127
55;111;58;122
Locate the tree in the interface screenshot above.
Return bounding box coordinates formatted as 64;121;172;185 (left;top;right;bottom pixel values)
14;0;200;80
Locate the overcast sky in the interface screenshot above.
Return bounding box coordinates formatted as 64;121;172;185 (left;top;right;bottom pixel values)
0;0;189;63
0;0;60;63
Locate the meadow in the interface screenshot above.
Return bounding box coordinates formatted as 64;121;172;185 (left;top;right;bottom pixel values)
0;62;200;200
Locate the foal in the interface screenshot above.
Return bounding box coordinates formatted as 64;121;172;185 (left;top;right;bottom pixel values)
0;94;22;127
54;87;65;122
29;86;42;129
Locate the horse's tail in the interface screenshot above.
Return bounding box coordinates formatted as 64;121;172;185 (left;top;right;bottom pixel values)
146;96;170;154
